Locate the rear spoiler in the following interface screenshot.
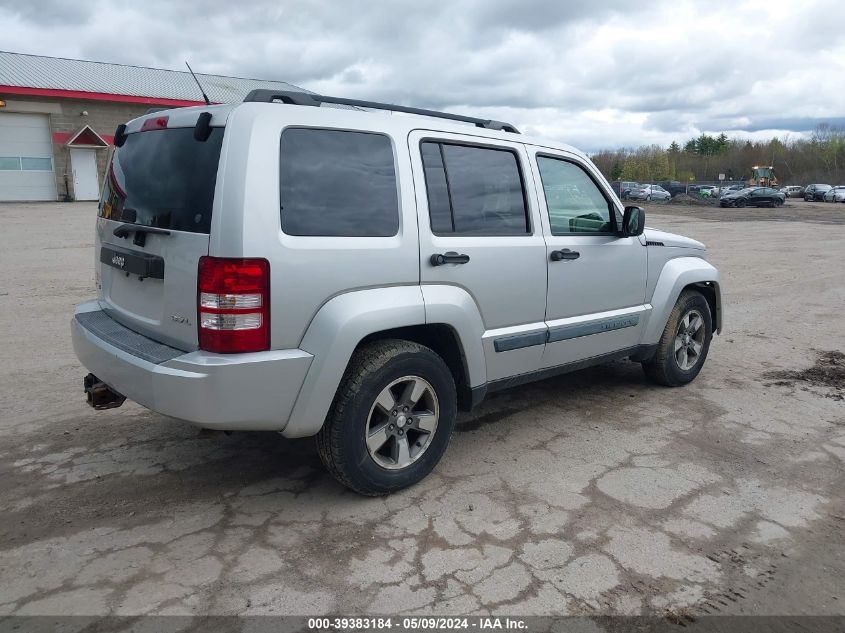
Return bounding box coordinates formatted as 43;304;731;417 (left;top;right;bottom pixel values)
113;111;214;147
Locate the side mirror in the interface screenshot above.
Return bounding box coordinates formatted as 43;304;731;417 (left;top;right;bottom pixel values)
622;206;645;237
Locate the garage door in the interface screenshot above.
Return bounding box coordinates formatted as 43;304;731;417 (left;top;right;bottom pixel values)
0;112;58;201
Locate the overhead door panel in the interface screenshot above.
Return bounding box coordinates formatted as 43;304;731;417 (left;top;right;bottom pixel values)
0;112;57;201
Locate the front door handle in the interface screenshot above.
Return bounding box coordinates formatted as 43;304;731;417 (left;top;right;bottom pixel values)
550;249;580;261
430;252;470;266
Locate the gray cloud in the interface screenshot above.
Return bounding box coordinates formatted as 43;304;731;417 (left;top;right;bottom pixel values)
1;0;843;150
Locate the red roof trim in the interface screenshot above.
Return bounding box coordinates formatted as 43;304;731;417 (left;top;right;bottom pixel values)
53;131;116;145
0;85;207;106
53;132;114;145
67;124;109;147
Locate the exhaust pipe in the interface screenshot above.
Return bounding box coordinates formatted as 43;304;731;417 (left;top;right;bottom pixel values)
83;374;126;410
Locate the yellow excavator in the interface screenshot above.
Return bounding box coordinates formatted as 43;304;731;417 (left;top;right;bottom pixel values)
749;166;778;187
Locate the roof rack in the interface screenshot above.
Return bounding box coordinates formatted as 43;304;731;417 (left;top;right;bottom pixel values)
242;89;520;134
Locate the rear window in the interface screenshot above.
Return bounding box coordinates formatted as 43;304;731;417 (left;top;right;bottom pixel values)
100;127;223;234
279;128;399;237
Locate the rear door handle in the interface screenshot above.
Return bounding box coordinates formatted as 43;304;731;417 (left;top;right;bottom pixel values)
550;249;580;261
430;252;470;266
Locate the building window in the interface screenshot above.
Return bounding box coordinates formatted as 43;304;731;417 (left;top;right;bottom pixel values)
0;157;53;171
21;157;53;171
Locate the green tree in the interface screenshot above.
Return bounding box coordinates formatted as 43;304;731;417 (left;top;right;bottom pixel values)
610;160;623;180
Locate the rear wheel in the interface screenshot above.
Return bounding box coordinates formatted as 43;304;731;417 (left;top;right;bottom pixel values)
316;340;456;495
642;290;712;387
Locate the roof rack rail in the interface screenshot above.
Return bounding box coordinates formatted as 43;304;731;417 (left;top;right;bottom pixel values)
242;89;520;134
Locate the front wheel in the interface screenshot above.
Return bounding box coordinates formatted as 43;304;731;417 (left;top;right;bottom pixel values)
735;198;746;208
646;195;652;201
316;340;457;495
642;290;713;386
774;198;783;207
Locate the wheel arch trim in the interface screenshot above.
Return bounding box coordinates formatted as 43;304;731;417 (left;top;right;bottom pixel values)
283;286;426;438
282;284;486;438
643;257;722;344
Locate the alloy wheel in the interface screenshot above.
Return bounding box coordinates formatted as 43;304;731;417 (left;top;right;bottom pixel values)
674;309;706;370
365;376;439;470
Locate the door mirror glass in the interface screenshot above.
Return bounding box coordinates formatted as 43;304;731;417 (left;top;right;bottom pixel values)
622;206;645;237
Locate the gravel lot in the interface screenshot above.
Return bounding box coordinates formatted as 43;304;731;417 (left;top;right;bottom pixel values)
0;201;843;618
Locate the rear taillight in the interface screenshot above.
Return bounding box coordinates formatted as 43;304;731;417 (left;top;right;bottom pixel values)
197;257;270;353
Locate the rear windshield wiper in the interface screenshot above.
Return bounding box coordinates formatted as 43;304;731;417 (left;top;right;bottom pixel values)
113;224;171;238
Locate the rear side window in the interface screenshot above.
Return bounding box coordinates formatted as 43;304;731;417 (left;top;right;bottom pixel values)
279;128;399;237
420;141;529;235
100;127;223;234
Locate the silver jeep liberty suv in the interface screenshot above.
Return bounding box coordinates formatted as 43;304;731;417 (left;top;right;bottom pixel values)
72;90;721;495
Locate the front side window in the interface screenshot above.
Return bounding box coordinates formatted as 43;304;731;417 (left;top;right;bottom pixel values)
536;156;614;234
279;128;399;237
420;141;529;235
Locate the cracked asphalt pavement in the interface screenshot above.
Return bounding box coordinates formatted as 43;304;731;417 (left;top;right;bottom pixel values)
0;201;843;617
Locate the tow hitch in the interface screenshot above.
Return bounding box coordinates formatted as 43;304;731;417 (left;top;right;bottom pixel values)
83;374;126;410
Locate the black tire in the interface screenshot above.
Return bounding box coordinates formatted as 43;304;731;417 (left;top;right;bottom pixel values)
316;339;457;496
735;198;746;208
642;290;713;387
774;198;783;207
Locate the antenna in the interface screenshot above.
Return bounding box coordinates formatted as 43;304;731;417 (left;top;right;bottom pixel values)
185;61;211;106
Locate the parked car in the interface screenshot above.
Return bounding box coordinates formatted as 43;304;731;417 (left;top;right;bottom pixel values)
804;184;832;201
823;186;845;202
611;180;640;200
779;185;804;198
721;184;742;195
71;90;722;495
720;187;785;208
630;184;671;201
656;180;687;197
698;186;718;198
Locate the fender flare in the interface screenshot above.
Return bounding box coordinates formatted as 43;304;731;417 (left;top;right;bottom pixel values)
643;257;722;344
282;286;426;438
281;284;488;438
420;284;487;388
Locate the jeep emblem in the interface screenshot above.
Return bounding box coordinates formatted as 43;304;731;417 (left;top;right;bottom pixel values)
111;254;125;268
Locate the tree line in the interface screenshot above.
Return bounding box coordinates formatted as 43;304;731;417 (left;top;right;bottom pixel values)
590;124;845;186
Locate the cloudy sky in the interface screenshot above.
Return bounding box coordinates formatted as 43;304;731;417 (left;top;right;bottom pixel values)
2;0;843;151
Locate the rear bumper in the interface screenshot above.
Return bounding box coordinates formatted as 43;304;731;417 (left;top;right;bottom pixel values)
71;301;313;431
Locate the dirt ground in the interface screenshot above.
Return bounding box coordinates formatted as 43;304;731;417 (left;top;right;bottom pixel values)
0;201;843;619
